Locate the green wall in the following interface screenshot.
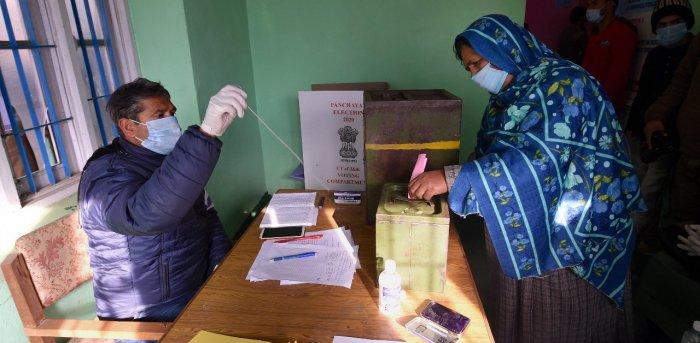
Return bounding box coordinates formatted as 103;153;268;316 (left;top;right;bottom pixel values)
128;0;268;235
128;0;200;128
182;0;267;232
246;0;527;192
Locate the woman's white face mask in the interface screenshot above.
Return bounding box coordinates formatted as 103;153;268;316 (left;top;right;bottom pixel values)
471;63;509;94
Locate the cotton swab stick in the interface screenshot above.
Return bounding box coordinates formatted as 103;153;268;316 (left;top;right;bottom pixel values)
247;106;303;164
246;106;328;191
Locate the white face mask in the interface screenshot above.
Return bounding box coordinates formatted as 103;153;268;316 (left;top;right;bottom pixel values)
471;63;509;94
130;116;182;155
586;8;603;24
656;22;688;47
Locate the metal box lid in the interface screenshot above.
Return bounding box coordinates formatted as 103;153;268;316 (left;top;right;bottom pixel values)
376;183;450;224
364;89;461;105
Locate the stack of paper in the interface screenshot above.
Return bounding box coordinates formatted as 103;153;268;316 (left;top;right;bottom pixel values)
260;192;319;228
246;227;359;288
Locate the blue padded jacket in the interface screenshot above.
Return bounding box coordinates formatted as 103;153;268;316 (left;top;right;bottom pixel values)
78;126;231;318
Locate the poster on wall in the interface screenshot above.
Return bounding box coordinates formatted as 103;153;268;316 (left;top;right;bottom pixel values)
299;91;365;191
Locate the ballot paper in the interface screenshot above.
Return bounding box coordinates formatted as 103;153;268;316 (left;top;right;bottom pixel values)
247;227;358;287
408;153;427;199
260;192;318;228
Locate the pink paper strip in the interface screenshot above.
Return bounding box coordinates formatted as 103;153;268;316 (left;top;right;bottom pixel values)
408;153;428;199
410;153;428;181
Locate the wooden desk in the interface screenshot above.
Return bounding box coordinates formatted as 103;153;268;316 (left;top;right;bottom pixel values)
162;191;493;342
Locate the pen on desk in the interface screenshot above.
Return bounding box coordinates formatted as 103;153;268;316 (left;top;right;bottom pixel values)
270;251;316;262
318;196;325;208
274;234;323;243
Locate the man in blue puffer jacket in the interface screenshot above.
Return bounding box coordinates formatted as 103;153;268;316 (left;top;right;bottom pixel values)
78;78;247;324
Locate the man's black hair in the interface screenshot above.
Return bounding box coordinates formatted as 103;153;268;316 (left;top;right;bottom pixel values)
106;77;171;125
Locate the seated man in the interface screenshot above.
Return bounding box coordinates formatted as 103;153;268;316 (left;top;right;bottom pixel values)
78;78;247;322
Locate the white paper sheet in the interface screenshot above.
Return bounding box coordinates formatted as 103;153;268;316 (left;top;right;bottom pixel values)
267;192;317;208
280;228;360;275
247;243;356;288
247;227;361;286
259;206;318;228
279;243;359;285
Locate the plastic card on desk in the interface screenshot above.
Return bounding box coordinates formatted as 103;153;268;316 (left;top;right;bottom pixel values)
405;317;459;343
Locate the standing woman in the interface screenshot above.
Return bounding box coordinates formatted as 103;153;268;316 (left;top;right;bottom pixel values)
409;15;645;342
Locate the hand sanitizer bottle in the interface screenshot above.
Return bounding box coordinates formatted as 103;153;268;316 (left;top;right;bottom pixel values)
379;259;403;314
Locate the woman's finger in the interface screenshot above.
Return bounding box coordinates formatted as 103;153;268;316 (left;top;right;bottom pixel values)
415;182;431;200
687;232;700;245
409;177;424;197
678;235;691;245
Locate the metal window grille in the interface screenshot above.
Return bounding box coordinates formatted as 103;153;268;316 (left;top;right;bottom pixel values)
67;0;122;146
0;0;127;201
0;0;73;196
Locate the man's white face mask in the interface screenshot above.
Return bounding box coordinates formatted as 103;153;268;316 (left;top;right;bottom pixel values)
131;116;182;155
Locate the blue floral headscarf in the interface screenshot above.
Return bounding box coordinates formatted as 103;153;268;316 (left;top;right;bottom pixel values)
449;14;645;307
456;14;557;74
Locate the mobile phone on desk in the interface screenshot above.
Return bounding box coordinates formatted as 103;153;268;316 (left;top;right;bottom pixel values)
259;226;305;240
420;301;470;335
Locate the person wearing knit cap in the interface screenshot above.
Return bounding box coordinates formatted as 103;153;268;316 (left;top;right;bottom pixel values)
644;0;700;227
628;0;694;245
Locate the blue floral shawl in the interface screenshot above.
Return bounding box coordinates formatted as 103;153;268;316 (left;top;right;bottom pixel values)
449;14;645;307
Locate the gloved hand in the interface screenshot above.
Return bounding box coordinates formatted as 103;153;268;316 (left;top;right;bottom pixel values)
678;224;700;256
200;85;247;137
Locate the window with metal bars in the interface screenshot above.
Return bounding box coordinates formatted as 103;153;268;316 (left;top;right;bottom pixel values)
0;0;137;207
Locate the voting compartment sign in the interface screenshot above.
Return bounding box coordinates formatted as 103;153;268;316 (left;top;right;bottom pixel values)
299;91;365;191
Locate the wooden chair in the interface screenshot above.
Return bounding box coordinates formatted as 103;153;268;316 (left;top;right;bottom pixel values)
2;211;170;342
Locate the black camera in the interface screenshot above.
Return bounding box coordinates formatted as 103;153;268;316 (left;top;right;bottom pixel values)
641;130;675;164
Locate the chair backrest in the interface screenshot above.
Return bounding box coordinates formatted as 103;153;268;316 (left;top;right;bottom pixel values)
14;211;92;308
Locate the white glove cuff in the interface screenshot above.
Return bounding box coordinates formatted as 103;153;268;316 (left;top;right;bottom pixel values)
200;122;222;137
